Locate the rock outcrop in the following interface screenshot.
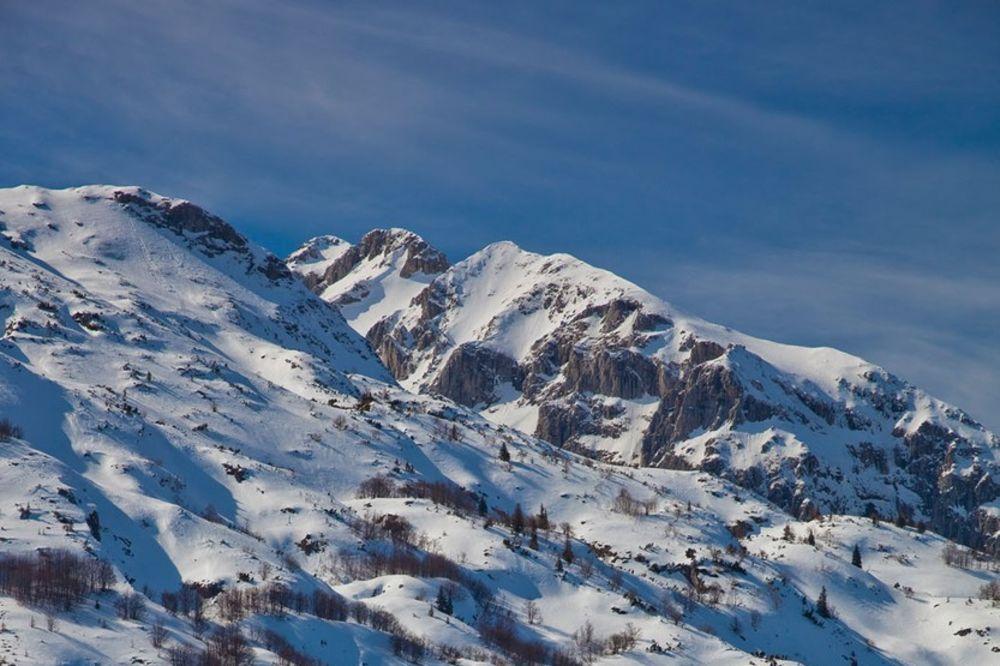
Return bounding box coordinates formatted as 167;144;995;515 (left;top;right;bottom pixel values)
114;189;293;283
430;342;524;407
310;228;448;297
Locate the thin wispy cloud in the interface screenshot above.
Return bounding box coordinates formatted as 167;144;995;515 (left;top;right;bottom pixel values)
1;0;997;427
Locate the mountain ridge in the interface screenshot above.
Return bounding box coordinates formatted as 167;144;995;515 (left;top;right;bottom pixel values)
291;226;1000;555
0;185;997;664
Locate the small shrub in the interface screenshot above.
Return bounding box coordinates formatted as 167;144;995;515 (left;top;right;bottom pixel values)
355;391;375;412
612;488;657;516
86;510;101;541
205;625;253;665
979;580;1000;606
356;474;395;499
222;463;250;483
71;311;103;331
0;418;22;441
150;622;168;648
606;622;640;654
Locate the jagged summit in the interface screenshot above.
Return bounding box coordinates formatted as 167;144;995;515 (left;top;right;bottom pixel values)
288;228;447;282
285;233;352;271
287;226;450;337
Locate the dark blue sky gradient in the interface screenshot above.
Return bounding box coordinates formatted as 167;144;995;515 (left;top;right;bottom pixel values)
2;1;998;427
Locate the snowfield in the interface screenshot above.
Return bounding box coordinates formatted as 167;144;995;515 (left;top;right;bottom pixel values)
0;186;996;665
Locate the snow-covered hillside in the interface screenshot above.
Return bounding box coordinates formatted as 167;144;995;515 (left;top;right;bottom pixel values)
292;232;1000;559
0;186;997;665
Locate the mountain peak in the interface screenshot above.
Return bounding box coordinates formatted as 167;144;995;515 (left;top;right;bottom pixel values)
298;219;1000;554
356;227;449;277
478;239;525;254
285;234;352;279
287;227;450;336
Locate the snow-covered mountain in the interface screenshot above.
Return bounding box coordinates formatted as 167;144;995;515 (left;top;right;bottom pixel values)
291;230;1000;558
0;186;997;665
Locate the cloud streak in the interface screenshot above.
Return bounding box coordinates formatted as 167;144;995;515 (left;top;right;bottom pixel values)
1;0;997;427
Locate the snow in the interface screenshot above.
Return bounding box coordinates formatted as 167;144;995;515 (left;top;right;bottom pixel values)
0;186;996;664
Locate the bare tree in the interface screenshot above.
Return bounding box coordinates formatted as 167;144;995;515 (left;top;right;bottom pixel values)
115;592;145;621
612;488;657;516
524;599;541;625
151;622;168;648
573;620;603;663
607;623;639;654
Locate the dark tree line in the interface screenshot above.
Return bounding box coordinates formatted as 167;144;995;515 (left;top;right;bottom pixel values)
0;549;115;610
478;611;579;665
204;582;425;662
356;475;479;514
166;625;256;666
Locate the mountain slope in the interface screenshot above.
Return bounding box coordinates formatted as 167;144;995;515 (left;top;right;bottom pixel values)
0;186;996;665
292;232;1000;555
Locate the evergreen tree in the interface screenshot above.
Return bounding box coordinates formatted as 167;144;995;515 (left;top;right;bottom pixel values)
529;526;539;550
782;525;795;542
498;442;511;463
562;538;574;564
817;586;831;618
512;503;526;534
537;504;550;530
477;495;488;517
806;530;815;546
852;544;862;568
435;586;453;615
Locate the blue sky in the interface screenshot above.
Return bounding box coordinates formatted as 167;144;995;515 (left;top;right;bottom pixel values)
2;1;998;429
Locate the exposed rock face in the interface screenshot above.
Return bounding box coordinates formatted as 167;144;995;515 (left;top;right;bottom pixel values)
365;318;415;380
643;361;750;452
534;398;626;454
315;228;448;294
286;228;450;348
892;420;1000;548
430;343;524;407
114;190;244;249
289;229;1000;554
287;236;351;291
564;347;659;400
682;338;725;366
535;400;597;449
